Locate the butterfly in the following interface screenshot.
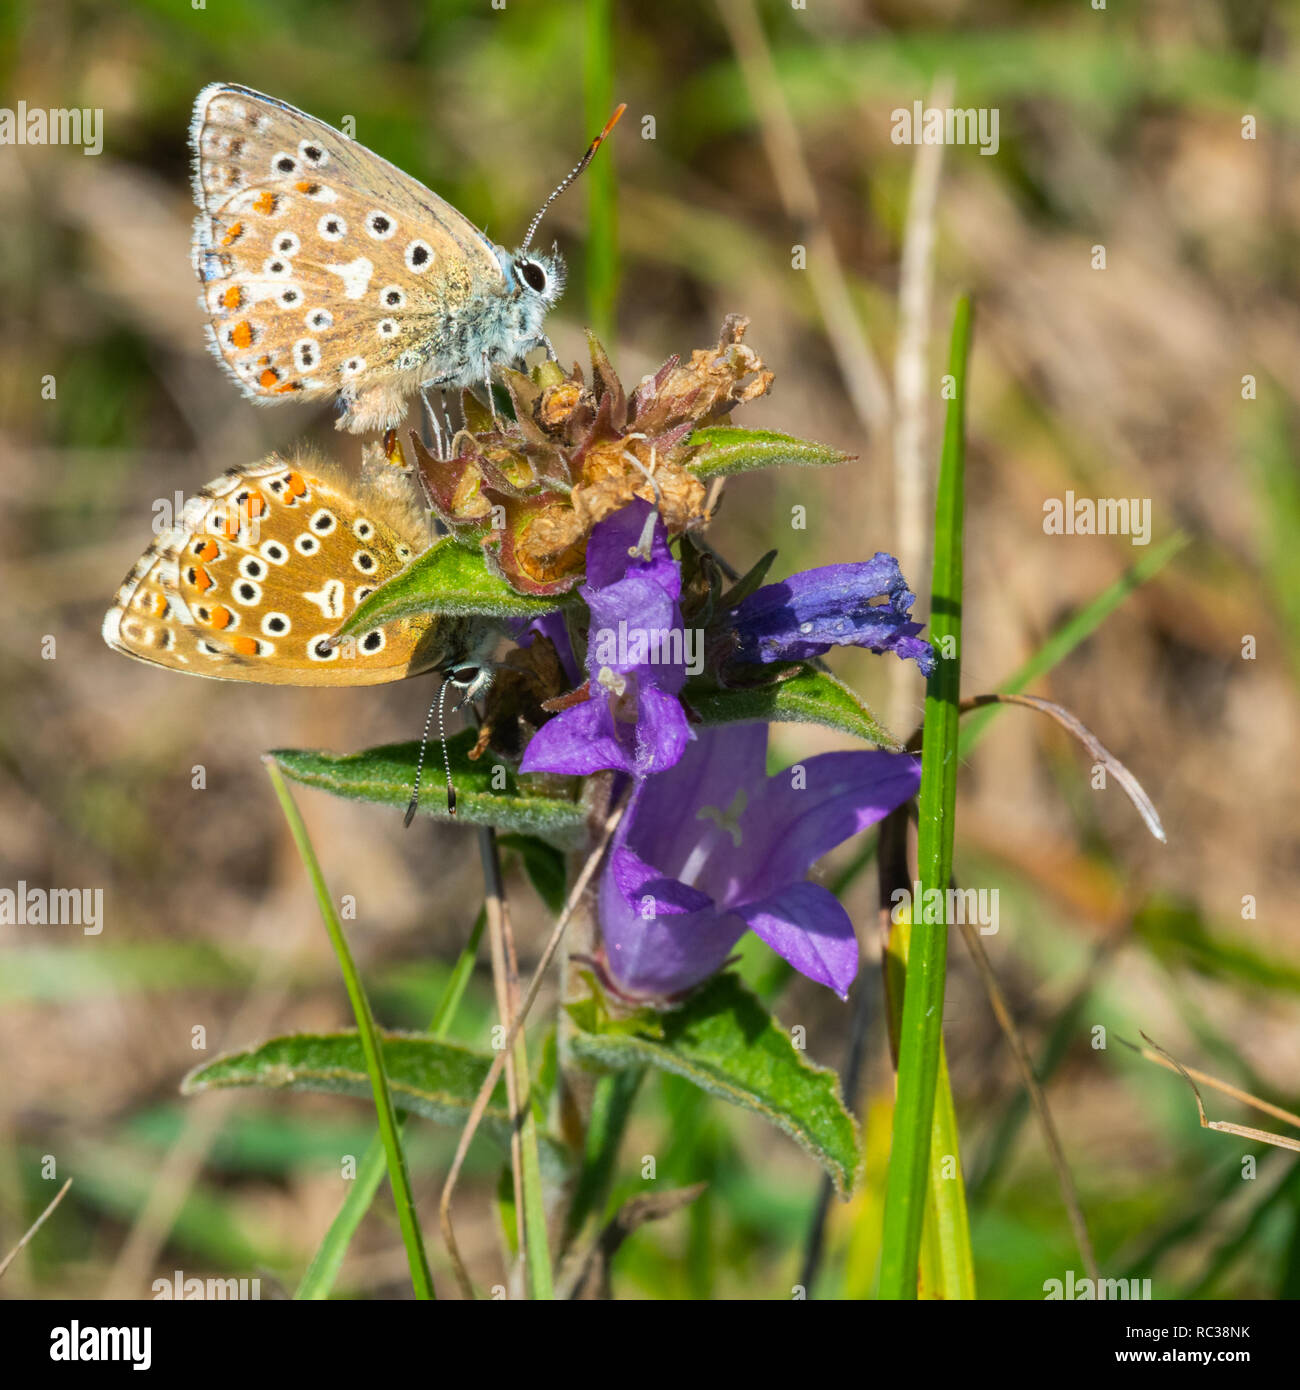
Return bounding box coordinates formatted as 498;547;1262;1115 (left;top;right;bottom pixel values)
103;442;495;689
189;83;624;434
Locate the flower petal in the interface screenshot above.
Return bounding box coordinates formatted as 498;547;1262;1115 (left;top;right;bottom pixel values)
585;576;688;692
731;553;935;674
733;881;860;998
599;845;744;999
519;697;633;776
632;687;692;775
615;721;768;877
584;497;679;596
609;846;714;915
738;751;921;903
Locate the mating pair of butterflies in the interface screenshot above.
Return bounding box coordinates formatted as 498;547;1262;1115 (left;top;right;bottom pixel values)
104;83;621;687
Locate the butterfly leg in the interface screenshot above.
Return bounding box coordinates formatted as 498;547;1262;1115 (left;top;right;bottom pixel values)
481;350;501;431
539;332;559;363
420;388;445;461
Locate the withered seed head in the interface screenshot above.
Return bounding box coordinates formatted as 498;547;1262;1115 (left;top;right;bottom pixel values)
410;316;773;597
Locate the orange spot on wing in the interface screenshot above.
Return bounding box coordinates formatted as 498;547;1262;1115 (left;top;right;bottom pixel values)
210;605;233;629
259;368;280;389
253;192;277;216
221;508;242;539
221;286;243;310
192;566;214;594
229;635;259;656
295;180;320;195
274;380;301;394
230;321;253;349
196;538;219;561
246;493;267;519
220;221;243;246
285;471;308;499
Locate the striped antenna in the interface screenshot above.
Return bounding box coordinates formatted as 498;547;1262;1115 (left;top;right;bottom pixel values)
520;102;627;252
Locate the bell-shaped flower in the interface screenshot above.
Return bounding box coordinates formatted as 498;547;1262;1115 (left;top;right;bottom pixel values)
598;722;921;1000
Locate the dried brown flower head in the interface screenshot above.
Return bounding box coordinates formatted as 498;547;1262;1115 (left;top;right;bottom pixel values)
410;315;773;596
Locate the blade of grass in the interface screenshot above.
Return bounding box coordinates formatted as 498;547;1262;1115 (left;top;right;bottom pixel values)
0;1178;72;1283
878;295;972;1299
295;908;486;1299
584;0;618;345
264;759;434;1301
883;905;975;1299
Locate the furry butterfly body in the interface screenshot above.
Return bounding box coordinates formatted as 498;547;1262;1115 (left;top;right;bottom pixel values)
189;83;566;433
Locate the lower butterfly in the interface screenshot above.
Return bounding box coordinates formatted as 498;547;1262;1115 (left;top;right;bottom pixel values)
103;444;494;688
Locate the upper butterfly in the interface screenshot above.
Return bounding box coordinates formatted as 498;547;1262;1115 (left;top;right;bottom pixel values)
189;84;624;433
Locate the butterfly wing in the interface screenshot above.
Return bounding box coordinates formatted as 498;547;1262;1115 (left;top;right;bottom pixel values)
190;84;510;431
104;448;464;685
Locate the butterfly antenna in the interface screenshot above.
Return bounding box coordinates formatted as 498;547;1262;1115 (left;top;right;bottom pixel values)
520;102;627;252
404;677;457;827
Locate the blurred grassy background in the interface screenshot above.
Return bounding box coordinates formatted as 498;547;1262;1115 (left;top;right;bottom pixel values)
1;0;1298;1299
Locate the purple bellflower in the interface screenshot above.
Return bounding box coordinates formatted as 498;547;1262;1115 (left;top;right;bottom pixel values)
520;500;692;779
597;722;922;1001
729;555;936;676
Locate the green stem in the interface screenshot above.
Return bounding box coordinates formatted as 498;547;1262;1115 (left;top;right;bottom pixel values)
514;1024;553;1299
264;759;434;1301
562;1068;645;1250
295;908;486;1300
878;296;972;1299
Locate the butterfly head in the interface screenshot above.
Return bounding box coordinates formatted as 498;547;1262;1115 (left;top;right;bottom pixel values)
505;248;566;308
442;655;495;708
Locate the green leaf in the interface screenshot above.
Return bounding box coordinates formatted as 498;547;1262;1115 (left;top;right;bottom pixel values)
686;426;851;481
686;665;899;748
184;1031;571;1178
268;731;586;847
567;973;860;1196
498;833;567;915
879;294;973;1299
337;536;567;638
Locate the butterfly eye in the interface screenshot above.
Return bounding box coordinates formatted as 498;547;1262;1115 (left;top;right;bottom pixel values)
516;259;547;293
